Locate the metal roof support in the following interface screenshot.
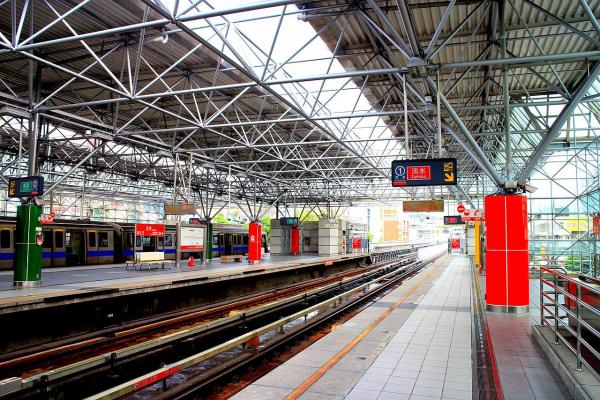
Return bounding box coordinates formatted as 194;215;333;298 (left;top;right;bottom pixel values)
517;62;600;184
425;0;456;59
425;76;504;187
578;0;600;36
443;122;500;186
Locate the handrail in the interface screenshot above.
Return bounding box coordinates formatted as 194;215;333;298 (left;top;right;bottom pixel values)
539;267;600;380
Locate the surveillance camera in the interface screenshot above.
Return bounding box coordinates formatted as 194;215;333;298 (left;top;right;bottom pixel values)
521;183;538;193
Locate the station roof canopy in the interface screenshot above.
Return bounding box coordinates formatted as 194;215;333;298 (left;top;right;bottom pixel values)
0;0;599;209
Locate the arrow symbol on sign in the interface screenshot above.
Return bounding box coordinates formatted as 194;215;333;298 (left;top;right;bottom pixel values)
444;172;454;181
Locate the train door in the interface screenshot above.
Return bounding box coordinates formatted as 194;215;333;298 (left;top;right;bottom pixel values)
212;234;220;257
66;230;85;265
123;230;135;261
87;230;99;264
0;228;12;270
163;232;176;260
223;234;233;256
97;231;114;264
42;228;53;268
53;230;66;267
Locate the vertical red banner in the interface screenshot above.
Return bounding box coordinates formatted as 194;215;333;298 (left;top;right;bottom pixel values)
291;226;300;255
248;222;262;263
485;195;529;312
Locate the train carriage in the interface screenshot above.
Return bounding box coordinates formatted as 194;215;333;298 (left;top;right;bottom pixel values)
0;218;269;270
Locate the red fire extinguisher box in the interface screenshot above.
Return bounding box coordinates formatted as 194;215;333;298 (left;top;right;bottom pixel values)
485;195;529;313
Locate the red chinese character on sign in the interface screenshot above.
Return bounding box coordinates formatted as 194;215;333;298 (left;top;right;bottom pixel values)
407;166;431;180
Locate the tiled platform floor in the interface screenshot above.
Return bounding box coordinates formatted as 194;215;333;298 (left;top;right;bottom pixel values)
231;254;472;400
484;279;573;400
232;255;578;400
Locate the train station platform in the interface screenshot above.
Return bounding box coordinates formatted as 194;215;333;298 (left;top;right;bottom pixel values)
231;254;574;400
0;252;369;312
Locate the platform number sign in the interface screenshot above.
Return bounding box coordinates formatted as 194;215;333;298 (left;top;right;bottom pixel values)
8;176;44;197
392;158;457;187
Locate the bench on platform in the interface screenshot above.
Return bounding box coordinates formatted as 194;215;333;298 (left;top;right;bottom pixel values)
220;255;244;263
126;251;172;270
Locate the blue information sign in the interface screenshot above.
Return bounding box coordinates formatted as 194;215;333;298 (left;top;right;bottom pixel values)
392;158;457;187
279;217;299;226
8;176;44;197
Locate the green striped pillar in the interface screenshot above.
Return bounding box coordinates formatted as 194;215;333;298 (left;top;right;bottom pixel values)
14;204;43;287
206;223;213;260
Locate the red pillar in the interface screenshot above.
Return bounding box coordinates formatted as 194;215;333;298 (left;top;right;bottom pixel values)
291;226;300;255
248;222;262;263
485;195;529;313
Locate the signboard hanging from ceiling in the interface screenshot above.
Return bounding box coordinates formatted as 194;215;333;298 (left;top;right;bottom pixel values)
164;203;198;215
391;158;457;187
403;200;444;212
444;215;464;225
279;217;299;226
8;176;44;197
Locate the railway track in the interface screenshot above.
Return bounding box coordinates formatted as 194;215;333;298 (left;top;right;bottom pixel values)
0;249;437;399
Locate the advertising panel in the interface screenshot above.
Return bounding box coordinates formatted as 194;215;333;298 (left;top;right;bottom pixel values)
180;226;205;251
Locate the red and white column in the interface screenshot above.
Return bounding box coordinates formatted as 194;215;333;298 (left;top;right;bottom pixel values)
485;195;529;313
248;222;262;264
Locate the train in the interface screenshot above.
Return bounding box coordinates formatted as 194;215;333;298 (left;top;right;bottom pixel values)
0;218;268;270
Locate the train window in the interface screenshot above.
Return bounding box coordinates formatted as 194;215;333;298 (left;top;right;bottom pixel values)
164;234;173;247
135;236;141;247
213;235;219;245
157;236;163;247
54;231;64;248
89;232;96;248
0;230;10;248
142;237;151;246
66;232;71;247
243;235;248;245
43;231;53;248
98;232;109;248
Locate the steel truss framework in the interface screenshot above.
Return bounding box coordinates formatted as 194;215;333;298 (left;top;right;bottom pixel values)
0;0;599;220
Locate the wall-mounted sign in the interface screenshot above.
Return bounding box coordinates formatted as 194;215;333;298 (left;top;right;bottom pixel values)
392;158;457;187
8;176;44;197
279;217;299;226
135;223;165;237
593;216;600;235
403;200;444;212
457;204;465;213
164;203;198;215
444;215;464;225
179;226;205;251
352;236;362;249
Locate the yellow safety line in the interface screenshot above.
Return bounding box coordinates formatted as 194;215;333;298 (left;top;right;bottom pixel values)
285;257;445;399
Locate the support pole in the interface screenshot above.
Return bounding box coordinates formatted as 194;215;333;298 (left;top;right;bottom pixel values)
500;0;512;180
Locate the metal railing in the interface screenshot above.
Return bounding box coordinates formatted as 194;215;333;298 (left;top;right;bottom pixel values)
530;251;598;278
540;267;600;380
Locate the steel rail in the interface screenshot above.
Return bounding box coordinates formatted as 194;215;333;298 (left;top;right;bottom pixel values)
84;252;445;400
0;252;417;398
